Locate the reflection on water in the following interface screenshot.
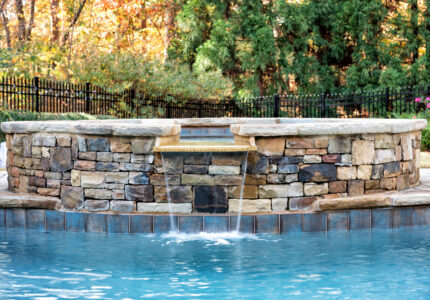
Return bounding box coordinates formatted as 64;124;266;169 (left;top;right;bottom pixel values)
1;227;430;299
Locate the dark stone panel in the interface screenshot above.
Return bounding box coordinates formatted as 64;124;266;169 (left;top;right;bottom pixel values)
392;207;413;227
154;215;178;234
183;153;211;165
25;209;45;230
96;162;120;171
230;215;254;233
184;165;208;174
269;157;303;164
125;185;153;202
414;206;430;226
204;216;229;233
278;164;299;174
87;138;110;152
255;215;279;234
179;216;203;233
371;208;392;229
246;153;269;174
46;211;65;231
66;212;86;232
349;209;371;230
383;161;401;178
107;214;129;234
303;213;327;232
86;213;107;233
280;214;302;234
299;164;337;182
327;211;348;231
130;215;153;234
194;186;228;213
49;147;73;172
6;209;25;228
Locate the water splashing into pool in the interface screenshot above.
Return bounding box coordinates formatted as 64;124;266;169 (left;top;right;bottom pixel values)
161;153;177;232
236;151;249;232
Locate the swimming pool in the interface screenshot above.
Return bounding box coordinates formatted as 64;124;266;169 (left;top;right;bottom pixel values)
1;227;430;299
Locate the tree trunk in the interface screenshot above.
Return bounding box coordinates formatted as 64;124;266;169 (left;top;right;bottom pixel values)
50;0;60;42
163;1;176;61
1;11;11;48
61;0;87;46
410;0;419;64
14;0;26;41
26;0;36;40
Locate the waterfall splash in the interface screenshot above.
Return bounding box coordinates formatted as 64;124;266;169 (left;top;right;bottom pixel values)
235;151;249;232
161;153;177;232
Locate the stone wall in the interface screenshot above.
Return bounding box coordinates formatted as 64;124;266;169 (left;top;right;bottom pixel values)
5;131;421;213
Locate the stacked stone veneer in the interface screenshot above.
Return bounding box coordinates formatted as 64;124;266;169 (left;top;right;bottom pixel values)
5;130;421;213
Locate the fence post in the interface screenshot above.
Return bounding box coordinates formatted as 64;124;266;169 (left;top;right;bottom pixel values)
85;82;90;113
385;87;390;117
130;89;136;117
320;92;326;118
273;94;280;117
167;102;171;118
34;77;40;112
198;101;203;118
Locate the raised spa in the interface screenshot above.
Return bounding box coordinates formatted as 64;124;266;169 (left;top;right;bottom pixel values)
1;117;426;214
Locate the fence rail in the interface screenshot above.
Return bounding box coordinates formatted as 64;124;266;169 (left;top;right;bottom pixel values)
0;76;428;118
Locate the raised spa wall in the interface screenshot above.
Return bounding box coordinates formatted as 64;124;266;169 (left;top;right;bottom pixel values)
2;118;426;214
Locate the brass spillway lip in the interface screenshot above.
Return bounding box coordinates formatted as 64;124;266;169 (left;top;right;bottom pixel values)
153;141;257;152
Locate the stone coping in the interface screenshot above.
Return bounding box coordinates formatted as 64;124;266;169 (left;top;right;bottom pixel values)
2;118;426;137
2;206;430;234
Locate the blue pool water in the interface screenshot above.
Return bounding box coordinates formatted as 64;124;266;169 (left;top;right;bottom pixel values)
1;227;430;299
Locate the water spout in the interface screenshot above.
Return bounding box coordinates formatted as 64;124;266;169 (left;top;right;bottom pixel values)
161;153;177;232
236;151;249;232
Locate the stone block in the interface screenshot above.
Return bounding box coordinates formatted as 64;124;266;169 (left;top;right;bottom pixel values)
337;166;356;180
150;174;180;185
60;186;84;209
44;171;61;180
85;188;112;199
314;136;329;148
213;175;243;185
272;198;288;211
246;153;269;174
269;164;277;173
277;164;299;174
154;153;183;174
110;138;132;153
104;172;128;184
228;185;258;199
256;137;285;156
259;182;303;198
306;149;327;155
244;174;266;185
299;164;337;182
81;171;105;188
394;146;402;161
131;154;154;164
285;173;299;183
365;179;380;190
267;174;284;183
194;186;228;213
112;190;125;200
348;180;364;196
121;162;150;172
184;165;208;174
380;178;396;190
87;138;110;152
129;172;149;184
289;196;318;211
131;138;154;154
125;185;153;202
77;137;87;152
208;165;240;175
85;200;109;211
228;199;271;213
335;154;352;166
110;200;135;212
32;135;56;147
12;134;25;146
371;165;384;179
31;146;42;158
322;154;341;163
37;188;60;196
28;176;45;187
284;149;305;156
49;147;72;172
270;156;303;164
286;138;314;148
96;162;120;171
137;203;192;213
383;161;401;178
113;153;130;163
78;151;96;160
357;165;372;180
328;137;352;153
352;140;375;165
329;181;347;193
396;174;409;190
304;183;328;196
375;134;395;149
46;179;60;189
154;186;193;203
12;146;23;156
41;147;50;158
71;170;81;186
74;160;96;171
401;134;414;161
303;155;322;163
212;152;244;166
57;136;71;147
97;152;113;162
374;149;395;164
183;153;210;165
181;174;214;185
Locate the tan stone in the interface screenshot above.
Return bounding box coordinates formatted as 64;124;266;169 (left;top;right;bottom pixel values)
401;134;414;161
286;138;314;149
131;138;154;154
316;195;392;211
374;149;395;164
304;183;328;196
259;183;303;198
269;164;277;173
79;151;96;160
211;153;243;166
284;149;305;156
181;174;214;185
306;148;327;155
314;137;329;148
208;165;240;175
213;175;243;185
228;199;271;213
272;198;288;211
112;190;125;200
137;202;192;213
352;140;375;165
365;180;379;190
154;186;192;203
113;153;130;163
348;180;364;196
31;147;42;158
244;174;266;185
81;172;105;188
71;170;81;186
85;188;112;199
57;136;71;147
337;166;357;180
37;188;60;196
228;185;258;199
110;138;132;152
150;174;181;185
105;172;129;184
375;134;394;149
256;137;286;156
41;147;50;158
74;160;96;171
380;178;396;190
329;181;346;193
303;155;322;163
396;174;409;190
289;196;318;211
357;165;372;180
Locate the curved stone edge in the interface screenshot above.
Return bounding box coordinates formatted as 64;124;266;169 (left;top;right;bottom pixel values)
0;191;60;210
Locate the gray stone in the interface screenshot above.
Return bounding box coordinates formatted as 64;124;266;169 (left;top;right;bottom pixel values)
97;152;113;162
121;163;150;172
137;202;192;213
125;185;153;202
278;164;299;174
49;147;73;172
110;200;135;212
81;172;105;188
328;137;352;153
289;196;318;211
269;156;303;164
371;165;384;179
184;165;208;174
60;186;84;209
259;182;303;198
383;161;401;178
77;137;87;151
85;188;112;199
87;138;110;152
79;152;96;160
299;164;337;182
267;174;285;183
303;155;322;163
96;162;120;171
131;154;154;164
194;186;228;213
208;165;240;175
44;172;62;180
112;190;125;200
23;136;32;157
183;153;211;165
374;149;395;164
154;153;183;174
105;172;129;183
131;138;154;154
113;153;130;162
85;200;109;211
129;172;149;184
181;174;214;185
32;135;56;147
272;198;288;211
247;153;269;174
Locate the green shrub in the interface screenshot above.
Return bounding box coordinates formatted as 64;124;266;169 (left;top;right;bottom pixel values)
0;111;116;142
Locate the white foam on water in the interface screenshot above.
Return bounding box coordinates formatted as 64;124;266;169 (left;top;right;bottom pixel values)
161;231;259;244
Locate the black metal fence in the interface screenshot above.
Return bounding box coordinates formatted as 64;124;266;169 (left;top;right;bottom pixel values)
0;76;429;118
